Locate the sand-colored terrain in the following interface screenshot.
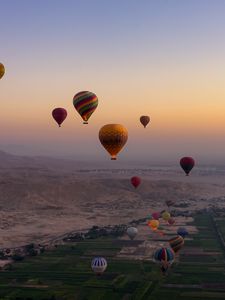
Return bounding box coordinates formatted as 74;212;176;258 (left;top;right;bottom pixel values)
0;151;225;248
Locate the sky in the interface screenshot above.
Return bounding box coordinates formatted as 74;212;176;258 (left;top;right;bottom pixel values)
1;0;225;164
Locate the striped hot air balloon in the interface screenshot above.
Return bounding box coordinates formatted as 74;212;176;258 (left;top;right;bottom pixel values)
73;91;98;124
91;257;107;275
154;247;175;265
169;235;184;253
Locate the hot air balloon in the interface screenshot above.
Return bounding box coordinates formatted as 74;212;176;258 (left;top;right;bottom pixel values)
91;257;107;275
52;108;67;127
99;124;128;160
162;211;171;221
5;248;11;255
148;219;159;231
0;63;5;79
152;212;160;220
140;116;150;128
177;227;188;238
73;91;98;124
146;213;152;220
165;200;175;207
131;176;141;188
127;227;138;240
169;235;184;253
154;248;174;264
168;218;175;225
180;157;195;176
153;247;175;275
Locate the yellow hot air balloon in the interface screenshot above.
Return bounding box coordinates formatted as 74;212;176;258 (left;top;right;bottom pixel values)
162;211;171;221
99;124;128;160
148;219;159;231
0;63;5;79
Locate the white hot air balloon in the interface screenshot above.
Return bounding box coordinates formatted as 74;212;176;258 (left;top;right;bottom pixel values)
91;257;107;275
127;227;138;240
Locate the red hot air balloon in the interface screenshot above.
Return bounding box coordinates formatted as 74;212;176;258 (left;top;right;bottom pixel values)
140;116;150;128
180;157;195;176
131;176;141;188
52;108;67;127
168;218;175;225
152;212;161;220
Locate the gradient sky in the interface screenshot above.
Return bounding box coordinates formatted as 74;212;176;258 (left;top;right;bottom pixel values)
1;0;225;163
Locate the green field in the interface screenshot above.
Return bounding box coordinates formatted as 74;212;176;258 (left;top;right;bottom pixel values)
1;213;225;300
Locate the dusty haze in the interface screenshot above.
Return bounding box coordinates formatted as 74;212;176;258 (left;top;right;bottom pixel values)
0;150;224;248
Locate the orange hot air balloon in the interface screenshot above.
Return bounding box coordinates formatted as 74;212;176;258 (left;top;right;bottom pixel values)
99;124;128;160
148;219;159;231
140;116;150;128
0;63;5;79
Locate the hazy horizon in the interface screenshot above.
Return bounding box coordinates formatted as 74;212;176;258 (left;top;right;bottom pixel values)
1;0;225;163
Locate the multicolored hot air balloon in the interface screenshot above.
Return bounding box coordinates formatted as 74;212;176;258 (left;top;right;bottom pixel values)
177;227;188;238
52;108;67;127
153;247;175;274
73;91;98;124
140;116;150;128
131;176;141;188
162;211;171;221
169;235;184;253
99;124;128;160
148;219;159;231
180;157;195;176
127;227;138;240
152;212;160;220
91;257;107;275
0;63;5;79
154;247;175;264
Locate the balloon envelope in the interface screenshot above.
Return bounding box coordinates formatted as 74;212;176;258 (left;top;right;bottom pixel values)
0;63;5;79
152;212;160;220
73;91;98;124
180;157;195;176
169;235;184;253
162;211;171;221
91;257;107;275
154;247;174;264
177;227;188;238
99;124;128;160
168;218;175;225
127;227;138;240
140;115;150;128
52;108;67;127
131;176;141;188
148;219;159;230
